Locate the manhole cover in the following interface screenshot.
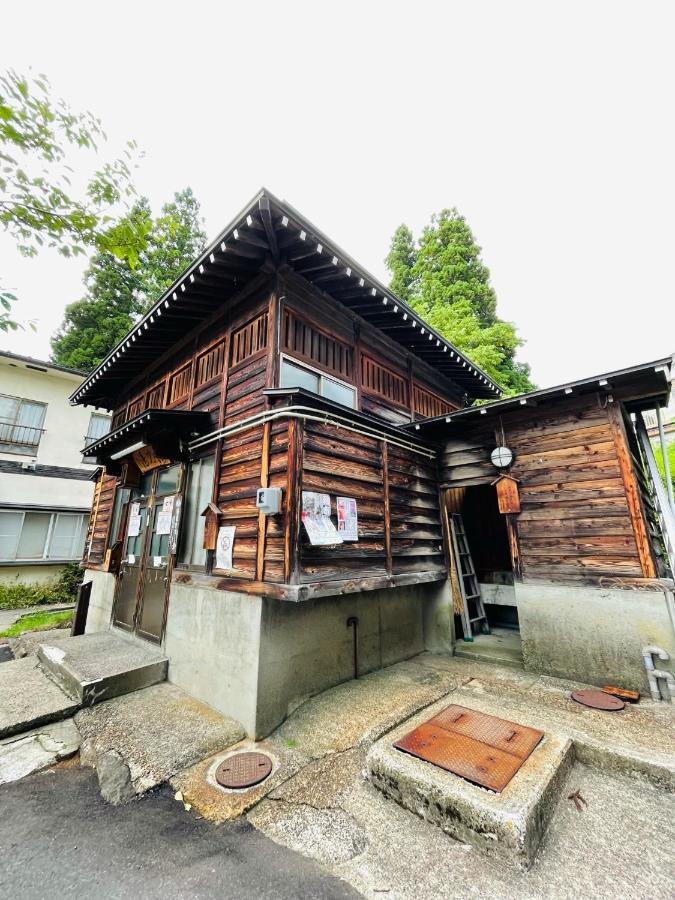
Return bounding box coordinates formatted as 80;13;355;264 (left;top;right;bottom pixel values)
215;752;273;789
394;704;544;792
570;689;625;711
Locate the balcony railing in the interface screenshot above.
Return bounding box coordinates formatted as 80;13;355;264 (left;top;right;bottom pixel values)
0;421;45;451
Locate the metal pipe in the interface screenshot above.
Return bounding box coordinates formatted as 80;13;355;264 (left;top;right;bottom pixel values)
656;405;674;512
188;405;436;458
347;616;359;679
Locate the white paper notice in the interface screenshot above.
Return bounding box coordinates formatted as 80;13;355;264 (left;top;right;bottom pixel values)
337;497;358;541
301;491;343;546
128;553;136;564
153;555;163;567
215;525;236;570
127;515;141;538
130;502;140;517
162;495;175;514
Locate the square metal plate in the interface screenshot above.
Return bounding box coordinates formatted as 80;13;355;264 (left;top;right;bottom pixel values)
394;704;544;792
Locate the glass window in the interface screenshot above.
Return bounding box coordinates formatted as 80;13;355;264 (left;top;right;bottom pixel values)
280;360;320;393
48;514;86;559
0;395;47;455
108;487;129;548
0;510;87;560
322;376;357;407
83;413;111;462
0;511;22;560
156;464;180;496
179;456;216;568
17;512;51;559
279;357;356;409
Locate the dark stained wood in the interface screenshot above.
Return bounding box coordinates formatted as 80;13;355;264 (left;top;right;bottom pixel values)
285;418;303;584
382;441;392;575
494;475;521;514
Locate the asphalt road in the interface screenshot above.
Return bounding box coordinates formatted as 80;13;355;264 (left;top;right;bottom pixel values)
0;767;358;900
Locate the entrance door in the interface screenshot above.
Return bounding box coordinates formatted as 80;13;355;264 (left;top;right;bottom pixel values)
113;464;181;643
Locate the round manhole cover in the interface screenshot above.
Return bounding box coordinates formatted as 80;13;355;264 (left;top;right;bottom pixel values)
215;752;273;789
571;689;625;711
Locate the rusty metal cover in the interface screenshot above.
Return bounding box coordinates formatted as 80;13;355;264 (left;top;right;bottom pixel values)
394;704;544;792
571;689;625;711
215;752;273;789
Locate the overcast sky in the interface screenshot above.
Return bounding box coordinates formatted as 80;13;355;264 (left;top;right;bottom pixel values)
3;1;673;388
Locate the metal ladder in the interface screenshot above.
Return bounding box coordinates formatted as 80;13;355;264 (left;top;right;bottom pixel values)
449;513;490;641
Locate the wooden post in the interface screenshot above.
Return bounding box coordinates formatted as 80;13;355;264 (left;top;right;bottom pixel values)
505;514;523;581
382;441;392;575
607;403;656;578
284;417;304;584
256;421;271;581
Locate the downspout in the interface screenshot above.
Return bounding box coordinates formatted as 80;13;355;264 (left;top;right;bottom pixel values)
656;405;674;513
642;645;675;701
347;616;359;680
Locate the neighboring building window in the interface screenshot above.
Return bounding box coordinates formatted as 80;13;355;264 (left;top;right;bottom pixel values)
178;456;216;568
279;356;356;408
0;394;47;456
0;509;87;561
83;413;111;462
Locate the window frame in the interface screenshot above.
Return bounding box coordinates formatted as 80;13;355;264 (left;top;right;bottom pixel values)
279;354;357;409
83;412;112;463
176;454;216;572
0;393;47;456
0;508;88;563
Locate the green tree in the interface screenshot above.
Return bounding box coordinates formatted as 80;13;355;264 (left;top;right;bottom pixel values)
385;208;535;395
0;69;149;330
51;189;207;371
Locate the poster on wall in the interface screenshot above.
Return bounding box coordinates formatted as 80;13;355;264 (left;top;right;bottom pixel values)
301;491;343;546
127;513;142;538
155;495;174;535
215;525;236;570
337;497;358;541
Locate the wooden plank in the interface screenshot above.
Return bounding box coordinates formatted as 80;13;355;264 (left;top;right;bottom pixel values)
606;404;656;578
382;441;392;575
255;421;271;581
284;418;303;584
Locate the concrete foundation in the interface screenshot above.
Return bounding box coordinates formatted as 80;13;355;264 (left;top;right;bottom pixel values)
82;569;116;633
164;579;454;739
517;581;675;693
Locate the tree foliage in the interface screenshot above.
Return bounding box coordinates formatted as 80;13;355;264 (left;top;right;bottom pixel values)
51;188;207;372
0;69;149;331
385;208;535;396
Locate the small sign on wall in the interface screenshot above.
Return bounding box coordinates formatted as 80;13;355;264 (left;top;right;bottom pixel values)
337;496;358;541
493;474;521;514
215;525;236;570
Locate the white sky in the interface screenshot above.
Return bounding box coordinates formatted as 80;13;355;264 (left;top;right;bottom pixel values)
3;0;673;388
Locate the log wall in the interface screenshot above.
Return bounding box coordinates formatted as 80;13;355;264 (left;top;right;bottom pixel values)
439;394;656;584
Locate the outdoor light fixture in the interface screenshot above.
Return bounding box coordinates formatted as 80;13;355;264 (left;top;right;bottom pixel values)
490;446;514;468
110;440;147;460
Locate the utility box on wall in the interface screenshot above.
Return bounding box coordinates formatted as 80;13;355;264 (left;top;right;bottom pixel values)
256;487;282;515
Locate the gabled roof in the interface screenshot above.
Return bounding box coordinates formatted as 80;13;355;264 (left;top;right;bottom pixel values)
70;188;501;409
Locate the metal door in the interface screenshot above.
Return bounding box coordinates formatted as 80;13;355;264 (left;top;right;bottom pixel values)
112;465;181;642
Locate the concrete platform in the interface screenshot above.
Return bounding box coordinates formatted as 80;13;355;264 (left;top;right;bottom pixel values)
367;697;573;869
0;657;79;739
37;632;167;705
454;627;524;668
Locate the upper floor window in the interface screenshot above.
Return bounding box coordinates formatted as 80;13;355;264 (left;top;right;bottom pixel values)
279;356;356;409
0;394;47;456
83;413;111;463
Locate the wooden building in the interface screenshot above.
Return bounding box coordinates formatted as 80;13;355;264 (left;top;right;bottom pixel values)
74;190;674;735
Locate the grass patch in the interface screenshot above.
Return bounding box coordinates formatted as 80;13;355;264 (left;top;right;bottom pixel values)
0;609;74;638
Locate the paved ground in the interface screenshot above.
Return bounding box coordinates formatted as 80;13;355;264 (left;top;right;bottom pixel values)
0;766;357;900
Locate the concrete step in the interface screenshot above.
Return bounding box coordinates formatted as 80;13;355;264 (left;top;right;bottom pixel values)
0;657;79;739
37;632;168;705
454;629;524;669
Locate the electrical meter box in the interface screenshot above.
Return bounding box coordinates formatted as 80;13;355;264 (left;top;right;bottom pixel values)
256;487;282;514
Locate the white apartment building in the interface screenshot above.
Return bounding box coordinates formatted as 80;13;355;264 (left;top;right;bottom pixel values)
0;351;111;585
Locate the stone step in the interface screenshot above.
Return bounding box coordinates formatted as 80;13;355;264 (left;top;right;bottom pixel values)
0;657;79;740
37;632;168;706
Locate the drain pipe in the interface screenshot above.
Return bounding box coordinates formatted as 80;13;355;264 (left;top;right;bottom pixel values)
642;645;675;702
347;616;359;680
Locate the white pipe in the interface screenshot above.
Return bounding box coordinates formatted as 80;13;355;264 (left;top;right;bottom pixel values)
656;405;674;513
642;645;674;701
188;404;437;459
